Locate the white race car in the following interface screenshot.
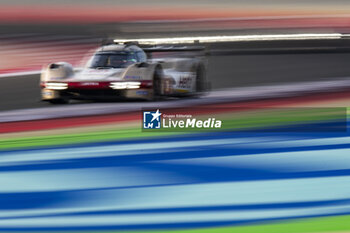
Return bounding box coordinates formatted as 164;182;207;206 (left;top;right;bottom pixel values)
40;42;208;103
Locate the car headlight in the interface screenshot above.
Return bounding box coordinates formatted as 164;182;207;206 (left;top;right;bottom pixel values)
45;82;68;90
110;82;141;89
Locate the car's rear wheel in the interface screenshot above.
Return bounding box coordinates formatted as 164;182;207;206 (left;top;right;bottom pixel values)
152;66;163;100
195;63;206;93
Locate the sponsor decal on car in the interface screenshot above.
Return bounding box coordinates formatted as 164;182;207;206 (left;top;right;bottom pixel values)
178;76;192;89
136;90;149;95
80;82;100;86
125;75;141;80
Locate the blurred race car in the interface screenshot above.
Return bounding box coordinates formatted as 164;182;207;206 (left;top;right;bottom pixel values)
40;41;208;103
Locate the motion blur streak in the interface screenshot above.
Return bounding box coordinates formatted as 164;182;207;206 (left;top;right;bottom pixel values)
0;94;349;230
2;0;350;232
114;33;342;45
0;34;99;75
0;130;350;230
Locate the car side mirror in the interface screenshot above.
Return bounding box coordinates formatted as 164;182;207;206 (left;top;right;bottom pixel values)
137;62;149;68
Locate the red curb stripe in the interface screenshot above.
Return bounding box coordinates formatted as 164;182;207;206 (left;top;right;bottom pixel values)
0;112;141;134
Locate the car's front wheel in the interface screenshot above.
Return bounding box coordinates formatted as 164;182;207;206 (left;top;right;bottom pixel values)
48;98;69;104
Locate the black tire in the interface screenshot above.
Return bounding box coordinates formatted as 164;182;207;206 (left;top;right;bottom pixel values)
195;64;206;93
152;66;163;100
48;98;69;104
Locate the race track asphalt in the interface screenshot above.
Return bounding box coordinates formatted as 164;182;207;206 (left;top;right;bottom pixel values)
1;52;350;111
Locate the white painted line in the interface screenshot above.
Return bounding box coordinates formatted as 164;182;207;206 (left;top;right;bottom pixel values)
0;67;83;79
0;70;41;78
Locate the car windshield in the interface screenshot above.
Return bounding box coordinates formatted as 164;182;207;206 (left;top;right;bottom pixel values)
88;53;137;69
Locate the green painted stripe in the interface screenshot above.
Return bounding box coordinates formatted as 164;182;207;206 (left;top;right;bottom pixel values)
0;128;179;150
73;215;350;233
188;215;350;233
0;107;347;150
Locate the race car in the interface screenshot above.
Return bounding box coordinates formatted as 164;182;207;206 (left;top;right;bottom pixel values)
40;41;208;103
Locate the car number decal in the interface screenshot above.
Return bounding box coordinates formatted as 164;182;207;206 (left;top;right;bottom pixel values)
178;76;192;89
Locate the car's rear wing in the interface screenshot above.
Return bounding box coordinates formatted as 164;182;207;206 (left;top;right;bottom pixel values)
113;40;205;51
113;37;203;45
142;45;205;53
143;45;207;59
112;39;207;58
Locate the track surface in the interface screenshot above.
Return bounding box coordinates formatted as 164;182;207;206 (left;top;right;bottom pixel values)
1;53;350;111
